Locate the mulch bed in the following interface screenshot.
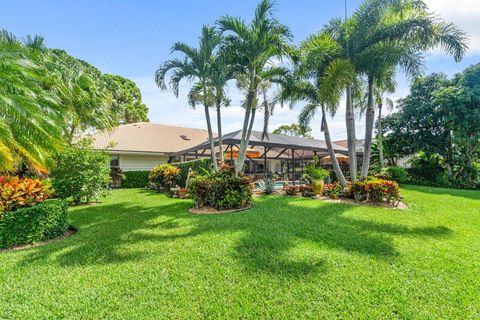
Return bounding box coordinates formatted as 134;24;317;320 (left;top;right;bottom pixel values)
188;205;252;215
0;226;78;252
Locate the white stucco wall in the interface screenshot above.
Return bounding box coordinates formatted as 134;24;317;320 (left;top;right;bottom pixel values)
114;153;168;171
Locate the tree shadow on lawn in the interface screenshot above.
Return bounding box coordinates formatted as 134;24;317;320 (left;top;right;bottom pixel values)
18;191;452;278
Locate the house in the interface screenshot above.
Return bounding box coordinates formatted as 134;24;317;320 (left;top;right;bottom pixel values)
88;122;211;171
89;122;349;181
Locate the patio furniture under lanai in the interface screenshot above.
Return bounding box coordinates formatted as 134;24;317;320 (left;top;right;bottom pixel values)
173;130;354;184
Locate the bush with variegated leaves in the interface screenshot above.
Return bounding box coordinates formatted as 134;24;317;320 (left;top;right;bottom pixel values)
0;176;53;212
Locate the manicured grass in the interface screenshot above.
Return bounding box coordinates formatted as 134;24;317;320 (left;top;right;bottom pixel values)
1;185;479;318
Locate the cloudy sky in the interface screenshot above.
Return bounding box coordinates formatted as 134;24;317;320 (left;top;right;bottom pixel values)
2;0;479;139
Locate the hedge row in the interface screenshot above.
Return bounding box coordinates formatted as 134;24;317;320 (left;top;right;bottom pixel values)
0;199;69;249
121;171;149;188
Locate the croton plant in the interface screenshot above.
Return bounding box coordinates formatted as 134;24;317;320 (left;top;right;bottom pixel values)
0;176;53;212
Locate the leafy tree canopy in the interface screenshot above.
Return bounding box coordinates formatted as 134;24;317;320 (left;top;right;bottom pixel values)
272;123;313;138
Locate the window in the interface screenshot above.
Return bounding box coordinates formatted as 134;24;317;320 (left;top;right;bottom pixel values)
110;156;120;168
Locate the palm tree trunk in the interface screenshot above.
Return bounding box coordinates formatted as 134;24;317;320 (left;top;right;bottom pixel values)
377;101;385;168
361;77;375;179
204;105;218;171
236;68;257;175
322;105;347;187
261;88;269;140
216;100;224;163
345;84;357;181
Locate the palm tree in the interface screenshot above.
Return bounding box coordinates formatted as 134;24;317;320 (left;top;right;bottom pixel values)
322;18;360;182
217;0;293;175
281;33;355;187
349;0;468;178
0;30;64;173
156;25;221;170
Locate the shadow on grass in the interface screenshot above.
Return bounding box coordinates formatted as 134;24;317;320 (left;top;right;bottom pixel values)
18;190;453;278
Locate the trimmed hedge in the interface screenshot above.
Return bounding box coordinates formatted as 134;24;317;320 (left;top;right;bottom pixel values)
121;171;149;188
0;199;69;249
170;158;213;187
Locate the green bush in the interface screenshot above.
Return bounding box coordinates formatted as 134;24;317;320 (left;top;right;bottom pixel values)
51;139;110;204
121;171;149;188
148;164;181;192
170;158;213;187
375;166;408;183
0;199;69;248
302;165;330;183
188;164;252;210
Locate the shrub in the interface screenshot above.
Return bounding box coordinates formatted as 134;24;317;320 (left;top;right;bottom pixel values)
121;171;149;188
323;182;343;199
149;164;181;192
351;180;400;204
302;165;330;183
284;185;299;196
376;166;408;183
0;199;69;248
188;164;252;210
0;176;53;212
169;159;212;187
51;140;110;204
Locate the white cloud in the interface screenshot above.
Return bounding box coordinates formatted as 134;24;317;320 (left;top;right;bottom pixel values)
424;0;480;55
135;76;374;141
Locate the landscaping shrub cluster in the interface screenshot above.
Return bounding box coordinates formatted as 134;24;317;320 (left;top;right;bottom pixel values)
0;199;69;248
149;164;181;192
121;171;149;188
188;164;252;210
348;179;400;204
0;176;53;212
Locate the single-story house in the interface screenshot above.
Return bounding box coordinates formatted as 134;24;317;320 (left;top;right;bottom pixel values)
89;122;350;180
88;122;212;171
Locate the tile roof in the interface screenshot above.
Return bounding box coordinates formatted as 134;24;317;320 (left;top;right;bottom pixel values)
87;122;212;154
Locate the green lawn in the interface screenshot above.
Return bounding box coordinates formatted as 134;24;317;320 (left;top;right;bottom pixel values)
1;186;479;319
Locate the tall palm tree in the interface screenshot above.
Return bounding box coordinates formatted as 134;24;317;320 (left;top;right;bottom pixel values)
156;25;221;170
217;0;293;175
0;30;64;173
323;18;359;182
349;0;468;178
281;33;355;187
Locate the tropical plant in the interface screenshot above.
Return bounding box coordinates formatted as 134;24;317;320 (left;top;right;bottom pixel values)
348;0;467;178
280;32;355;187
217;0;293;175
156;25;222;170
0;30;64;173
0;176;53;212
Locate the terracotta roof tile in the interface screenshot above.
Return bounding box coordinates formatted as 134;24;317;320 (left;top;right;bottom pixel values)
87;122;212;154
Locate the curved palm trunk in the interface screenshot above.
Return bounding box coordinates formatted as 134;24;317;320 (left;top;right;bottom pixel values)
322;105;347;187
204;105;218;171
377;101;385;168
345;84;357;181
216;100;224;163
361;77;375;179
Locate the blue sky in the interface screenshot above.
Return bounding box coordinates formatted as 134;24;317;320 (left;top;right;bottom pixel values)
2;0;479;139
